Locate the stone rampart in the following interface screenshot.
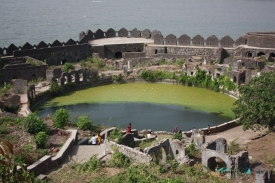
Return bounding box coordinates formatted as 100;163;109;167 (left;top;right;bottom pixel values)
27;130;78;176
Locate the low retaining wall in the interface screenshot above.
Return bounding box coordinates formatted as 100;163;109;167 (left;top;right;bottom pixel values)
27;130;78;176
184;119;239;137
104;140;152;163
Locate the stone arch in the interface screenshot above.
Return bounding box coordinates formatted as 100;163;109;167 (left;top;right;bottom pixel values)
257;52;265;57
268;53;275;62
220;36;234;48
178;34;191;46
115;51;122;59
106;28;116;38
192;35;204;47
205;35;218;47
164;34;177;45
207;156;227;171
202;150;233;178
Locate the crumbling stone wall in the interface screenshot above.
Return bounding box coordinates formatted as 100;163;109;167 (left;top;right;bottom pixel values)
104;140;152;163
202;138;249;179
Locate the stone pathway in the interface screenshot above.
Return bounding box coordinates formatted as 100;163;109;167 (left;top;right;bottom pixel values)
44;144;105;175
18;94;29;117
69;144;105;163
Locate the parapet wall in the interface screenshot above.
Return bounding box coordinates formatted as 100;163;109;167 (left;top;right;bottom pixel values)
104;140;152;163
27;130;78;176
77;28;246;48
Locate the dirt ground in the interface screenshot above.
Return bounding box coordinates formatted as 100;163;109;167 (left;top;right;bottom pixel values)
244;132;275;170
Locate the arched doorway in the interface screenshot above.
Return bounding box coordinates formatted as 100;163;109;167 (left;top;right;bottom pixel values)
257;52;265;57
61;59;67;65
207;157;227;172
115;51;122;59
268;53;275;62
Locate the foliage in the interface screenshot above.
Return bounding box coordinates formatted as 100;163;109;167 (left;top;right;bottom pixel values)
26;58;36;66
176;59;185;67
35;132;48;148
232;71;275;131
140;70;175;81
49;81;63;95
227;139;240;155
23;113;49;135
0;82;12;95
53;108;70;129
73;155;102;173
112;74;122;82
62;62;75;73
172;133;182;141
108;128;123;144
186;143;199;158
219;76;236;92
108;149;131;168
0;140;38;183
93;58;105;69
76;115;93;131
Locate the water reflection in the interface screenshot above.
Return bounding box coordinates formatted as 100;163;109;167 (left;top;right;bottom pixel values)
38;102;228;131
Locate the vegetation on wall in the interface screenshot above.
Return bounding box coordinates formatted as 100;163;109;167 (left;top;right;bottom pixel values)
49;81;64;96
62;62;75;73
232;71;275;131
140;70;175;82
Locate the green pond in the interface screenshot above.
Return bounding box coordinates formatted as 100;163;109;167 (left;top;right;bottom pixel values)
37;83;236;131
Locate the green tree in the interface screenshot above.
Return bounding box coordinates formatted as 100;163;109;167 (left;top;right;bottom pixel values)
232;72;275;131
23;113;49;135
76;115;93;131
62;62;75;73
35;132;48;148
53;108;70;129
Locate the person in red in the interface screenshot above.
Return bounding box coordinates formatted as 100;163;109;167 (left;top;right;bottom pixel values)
126;123;131;133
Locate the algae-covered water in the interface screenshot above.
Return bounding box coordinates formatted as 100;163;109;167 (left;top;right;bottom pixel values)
37;83;236;131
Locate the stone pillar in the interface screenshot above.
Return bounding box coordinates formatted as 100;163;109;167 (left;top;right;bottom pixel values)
75;72;79;83
255;166;272;183
60;78;65;85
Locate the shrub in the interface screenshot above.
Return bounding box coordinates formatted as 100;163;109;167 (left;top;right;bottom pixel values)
112;74;122;82
108;128;123;144
75;155;102;173
62;62;75;73
49;81;63;95
23;113;49;135
186;143;199;158
35;132;48;148
108;150;131;168
76;115;93;131
172;133;182;141
53;108;70;129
